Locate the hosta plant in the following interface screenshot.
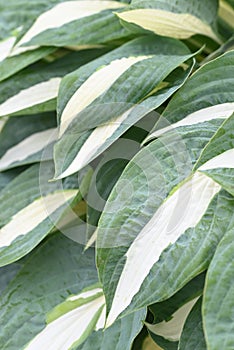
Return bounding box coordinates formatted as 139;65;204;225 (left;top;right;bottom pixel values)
0;0;234;349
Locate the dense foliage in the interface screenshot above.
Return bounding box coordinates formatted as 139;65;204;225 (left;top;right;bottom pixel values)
0;0;234;349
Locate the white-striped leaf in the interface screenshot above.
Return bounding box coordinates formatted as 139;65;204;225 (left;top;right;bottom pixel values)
76;307;146;350
0;113;56;160
0;162;81;266
12;1;129;54
25;286;105;350
146;298;199;342
54;36;196;178
0;128;56;171
179;298;206;350
219;0;234;29
195;113;234;196
117;0;220;42
145;51;234;142
0;46;55;83
0;78;60;117
0;49;107;116
0;233;99;350
105;172;221;327
0;37;16;62
96;116;234;326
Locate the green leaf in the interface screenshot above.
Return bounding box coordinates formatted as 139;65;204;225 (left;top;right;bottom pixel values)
0;162;81;266
0;233;98;350
0;112;56;170
77;308;147;350
0;48;107;117
86;115;158;243
179;298;206;350
149;273;205;324
25;286;105;350
0;0;66;42
219;0;234;29
0;261;23;296
147;298;199;346
0;168;26;193
0;113;56;157
194;114;234;197
153;51;234;129
195;114;234;169
117;0;220;42
203;228;234;349
23;2;132;48
54;36;195;178
0;47;55;83
57;63;193;180
96;118;234;326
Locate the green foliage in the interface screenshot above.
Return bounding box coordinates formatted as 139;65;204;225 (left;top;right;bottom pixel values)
0;0;234;349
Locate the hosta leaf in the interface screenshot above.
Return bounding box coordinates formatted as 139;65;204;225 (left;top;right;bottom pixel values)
178;298;206;350
0;37;16;63
57;36;191;135
117;0;220;42
96;117;234;326
0;0;66;42
148;333;178;350
55;36;195;178
194;113;234;196
12;1;128;54
0;128;56;171
0;261;23;296
0;233;98;350
219;0;234;29
0;47;55;83
0;162;81;266
147;50;234;140
0;168;25;193
86;114;159;243
0;112;56;168
147;298;199;343
104;172;220;327
77;308;146;350
0;49;107;117
22;1;132;50
195;113;234;169
149;273;205;324
203;228;234;349
25;286;105;350
54;66;193;179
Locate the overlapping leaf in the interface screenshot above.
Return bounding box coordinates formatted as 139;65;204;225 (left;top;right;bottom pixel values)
117;0;220;42
0;162;82;266
203;228;234;349
179;298;206;350
11;1;130;54
54;35;196;178
0;113;56;170
96;51;234;327
0;48;107;117
0;233;98;349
